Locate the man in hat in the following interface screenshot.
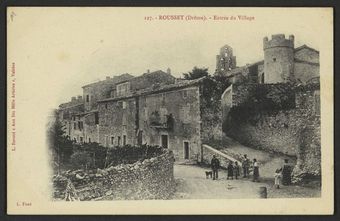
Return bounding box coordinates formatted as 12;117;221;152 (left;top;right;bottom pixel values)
211;155;220;180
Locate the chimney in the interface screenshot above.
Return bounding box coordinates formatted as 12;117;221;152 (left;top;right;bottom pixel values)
71;96;76;102
106;76;110;80
77;95;82;101
147;69;150;74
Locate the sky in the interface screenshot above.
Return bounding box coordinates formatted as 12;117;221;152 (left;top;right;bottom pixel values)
8;7;327;108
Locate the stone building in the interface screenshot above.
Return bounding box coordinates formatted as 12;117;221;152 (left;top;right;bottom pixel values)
217;34;319;85
97;78;205;161
215;45;237;75
57;69;216;162
221;34;321;182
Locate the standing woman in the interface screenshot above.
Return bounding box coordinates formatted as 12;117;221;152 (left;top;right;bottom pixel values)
252;158;260;182
282;159;292;185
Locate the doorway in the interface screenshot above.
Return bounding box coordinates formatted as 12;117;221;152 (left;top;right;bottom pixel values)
137;131;143;145
184;142;189;159
161;135;168;148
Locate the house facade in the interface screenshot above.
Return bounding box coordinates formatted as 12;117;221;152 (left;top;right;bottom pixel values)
57;70;209;161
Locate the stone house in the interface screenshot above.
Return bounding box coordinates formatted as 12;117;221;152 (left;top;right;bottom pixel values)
97;78;205;161
57;69;217;162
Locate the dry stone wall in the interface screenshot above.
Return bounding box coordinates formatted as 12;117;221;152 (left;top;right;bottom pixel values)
53;148;175;200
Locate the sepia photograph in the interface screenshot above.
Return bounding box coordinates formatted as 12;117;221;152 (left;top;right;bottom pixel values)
6;7;333;214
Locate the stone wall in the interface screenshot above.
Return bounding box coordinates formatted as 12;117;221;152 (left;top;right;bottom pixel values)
53;148;176;200
98;97;137;147
84;112;99;143
294;61;319;83
83;74;133;111
223;82;321;181
201;144;241;169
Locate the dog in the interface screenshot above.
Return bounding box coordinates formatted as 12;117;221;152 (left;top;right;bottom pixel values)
205;171;213;179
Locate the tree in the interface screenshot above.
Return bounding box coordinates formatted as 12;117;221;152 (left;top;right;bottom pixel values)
69;151;92;171
182;66;209;80
47;110;73;174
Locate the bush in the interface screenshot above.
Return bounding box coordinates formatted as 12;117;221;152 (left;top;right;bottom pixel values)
69;151;93;170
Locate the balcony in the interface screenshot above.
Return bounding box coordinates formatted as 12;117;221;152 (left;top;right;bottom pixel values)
149;113;174;130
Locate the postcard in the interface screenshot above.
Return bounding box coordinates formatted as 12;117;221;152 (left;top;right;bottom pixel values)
7;7;334;214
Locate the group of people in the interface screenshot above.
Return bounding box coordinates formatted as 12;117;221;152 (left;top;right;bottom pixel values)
210;154;259;181
210;154;293;187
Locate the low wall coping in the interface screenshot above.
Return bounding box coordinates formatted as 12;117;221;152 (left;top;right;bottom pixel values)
202;144;242;165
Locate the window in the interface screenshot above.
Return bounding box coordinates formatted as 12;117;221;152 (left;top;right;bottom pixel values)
116;82;130;97
161;93;165;106
105;103;108;109
314;90;320;116
78;121;83;131
95;112;99;124
80;137;83;143
123;135;126;145
182;90;188;99
111;136;114;145
273;58;276;62
184;142;189;159
118;136;121;146
74;122;77;130
88;137;91;143
86;95;90;102
161;135;168;148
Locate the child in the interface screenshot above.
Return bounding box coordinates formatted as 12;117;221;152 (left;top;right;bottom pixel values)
274;169;282;189
233;161;241;180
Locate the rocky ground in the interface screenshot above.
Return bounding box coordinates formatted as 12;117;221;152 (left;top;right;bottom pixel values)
173;164;320;199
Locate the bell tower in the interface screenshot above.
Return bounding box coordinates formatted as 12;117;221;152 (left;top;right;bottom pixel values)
215;45;236;76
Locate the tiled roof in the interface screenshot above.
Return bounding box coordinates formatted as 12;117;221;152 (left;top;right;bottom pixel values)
294;44;319;53
82;73;134;88
98;77;205;103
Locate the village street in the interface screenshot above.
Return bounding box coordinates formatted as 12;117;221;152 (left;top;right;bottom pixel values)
172;137;321;199
173;164;320;199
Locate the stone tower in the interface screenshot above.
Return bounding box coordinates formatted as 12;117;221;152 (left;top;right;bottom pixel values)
263;34;295;83
215;45;236;75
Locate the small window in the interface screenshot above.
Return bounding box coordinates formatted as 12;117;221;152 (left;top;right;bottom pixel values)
111;136;114;145
88;137;91;143
182;90;188;99
161;93;165;106
86;95;90;102
80;137;83;143
273;58;276;62
105;103;108;109
78;121;83;131
184;141;189;159
118;136;121;146
95;112;99;124
123;135;126;145
74;122;77;130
